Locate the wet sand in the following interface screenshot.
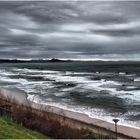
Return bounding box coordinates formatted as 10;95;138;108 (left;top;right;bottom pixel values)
0;87;140;138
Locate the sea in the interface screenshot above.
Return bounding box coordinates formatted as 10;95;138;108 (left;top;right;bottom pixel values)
0;61;140;128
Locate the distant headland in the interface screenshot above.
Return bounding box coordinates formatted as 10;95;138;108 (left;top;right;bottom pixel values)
0;58;72;63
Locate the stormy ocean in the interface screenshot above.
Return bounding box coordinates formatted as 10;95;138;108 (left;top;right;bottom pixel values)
0;61;140;128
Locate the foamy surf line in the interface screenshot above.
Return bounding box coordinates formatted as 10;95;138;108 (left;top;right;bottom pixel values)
27;94;140;130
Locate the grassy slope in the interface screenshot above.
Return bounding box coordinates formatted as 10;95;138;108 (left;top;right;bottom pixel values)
0;117;49;139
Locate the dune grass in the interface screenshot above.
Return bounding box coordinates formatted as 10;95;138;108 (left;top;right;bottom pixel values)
0;117;49;139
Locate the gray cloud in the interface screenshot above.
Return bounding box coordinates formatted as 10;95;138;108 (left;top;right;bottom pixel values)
0;1;140;60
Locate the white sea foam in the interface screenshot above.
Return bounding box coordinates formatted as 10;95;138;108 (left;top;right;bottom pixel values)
0;77;28;84
126;74;136;77
54;92;67;97
134;78;140;82
1;68;140;102
119;72;126;75
126;86;137;89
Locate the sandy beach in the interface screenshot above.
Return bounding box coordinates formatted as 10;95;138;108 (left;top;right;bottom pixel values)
0;87;140;139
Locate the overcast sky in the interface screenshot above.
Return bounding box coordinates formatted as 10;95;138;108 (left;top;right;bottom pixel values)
0;1;140;60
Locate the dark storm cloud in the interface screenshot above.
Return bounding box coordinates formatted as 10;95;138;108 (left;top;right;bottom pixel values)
0;1;140;60
92;29;140;37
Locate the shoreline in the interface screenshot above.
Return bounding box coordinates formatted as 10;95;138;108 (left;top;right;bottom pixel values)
27;94;140;130
0;87;140;138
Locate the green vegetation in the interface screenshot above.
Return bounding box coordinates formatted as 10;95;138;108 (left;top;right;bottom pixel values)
0;117;49;139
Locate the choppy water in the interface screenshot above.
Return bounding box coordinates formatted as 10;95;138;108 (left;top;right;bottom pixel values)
0;62;140;128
